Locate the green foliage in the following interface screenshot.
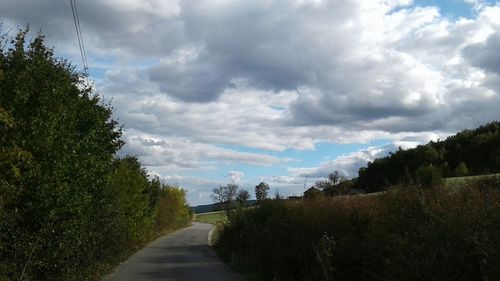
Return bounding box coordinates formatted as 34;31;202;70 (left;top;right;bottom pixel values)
454;162;469;177
414;165;444;188
0;27;123;280
0;28;190;280
356;122;500;192
0;107;32;180
216;179;500;281
193;211;228;225
0;107;34;279
99;156;156;257
156;185;192;232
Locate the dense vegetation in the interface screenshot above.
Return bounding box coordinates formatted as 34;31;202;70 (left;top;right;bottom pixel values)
355;122;500;192
216;178;500;281
0;29;191;280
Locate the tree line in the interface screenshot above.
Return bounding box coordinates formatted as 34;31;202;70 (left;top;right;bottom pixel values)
211;182;270;212
299;121;500;198
353;121;500;192
0;29;191;280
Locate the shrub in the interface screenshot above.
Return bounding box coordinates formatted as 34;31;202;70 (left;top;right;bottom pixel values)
216;180;500;281
156;185;192;232
415;165;444;188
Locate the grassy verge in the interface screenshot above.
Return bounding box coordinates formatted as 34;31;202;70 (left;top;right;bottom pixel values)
445;172;500;185
193;211;228;225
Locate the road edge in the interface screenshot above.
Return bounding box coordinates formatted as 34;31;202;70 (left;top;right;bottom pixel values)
208;226;216;246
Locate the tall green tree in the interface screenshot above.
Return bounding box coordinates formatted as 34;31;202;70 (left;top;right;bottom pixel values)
0;28;122;280
156;185;192;232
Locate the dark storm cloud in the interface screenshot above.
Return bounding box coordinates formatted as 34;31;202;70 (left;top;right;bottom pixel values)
463;33;500;75
0;0;185;59
147;53;231;102
0;0;74;42
147;0;360;102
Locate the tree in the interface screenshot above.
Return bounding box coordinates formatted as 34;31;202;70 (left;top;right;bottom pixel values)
314;171;350;196
0;28;124;280
255;182;270;201
314;171;345;189
454;162;469;177
212;184;239;211
236;189;251;207
102;156;154;249
415;165;444;188
156;184;191;232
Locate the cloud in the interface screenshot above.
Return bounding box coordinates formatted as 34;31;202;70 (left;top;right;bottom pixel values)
226;171;244;183
4;0;500;135
119;134;291;171
464;33;500;75
269;176;304;185
288;141;421;178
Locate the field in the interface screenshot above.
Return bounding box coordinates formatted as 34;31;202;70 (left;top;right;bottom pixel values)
445;172;500;185
193;211;227;225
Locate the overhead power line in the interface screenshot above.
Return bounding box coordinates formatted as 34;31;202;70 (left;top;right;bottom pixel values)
69;0;89;83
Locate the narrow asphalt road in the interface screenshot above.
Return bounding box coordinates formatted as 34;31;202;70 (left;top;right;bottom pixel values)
103;222;244;281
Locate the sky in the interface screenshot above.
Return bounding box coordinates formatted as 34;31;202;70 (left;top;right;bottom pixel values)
1;0;500;205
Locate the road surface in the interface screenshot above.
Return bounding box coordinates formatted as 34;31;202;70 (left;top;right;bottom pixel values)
103;222;244;281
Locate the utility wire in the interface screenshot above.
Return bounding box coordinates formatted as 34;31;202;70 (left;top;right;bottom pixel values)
69;0;89;84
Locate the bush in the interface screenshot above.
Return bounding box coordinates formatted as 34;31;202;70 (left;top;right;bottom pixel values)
156;185;192;232
215;180;500;281
415;165;444;188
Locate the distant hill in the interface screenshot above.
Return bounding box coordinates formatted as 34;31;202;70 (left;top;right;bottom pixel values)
192;200;257;214
191;203;219;214
355;121;500;192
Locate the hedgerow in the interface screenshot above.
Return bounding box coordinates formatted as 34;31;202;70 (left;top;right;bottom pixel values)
216;179;500;281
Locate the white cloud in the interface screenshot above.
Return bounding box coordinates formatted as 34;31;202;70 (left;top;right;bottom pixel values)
226;171;244;183
120;133;291;171
288;141;421;179
269;176;303;185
